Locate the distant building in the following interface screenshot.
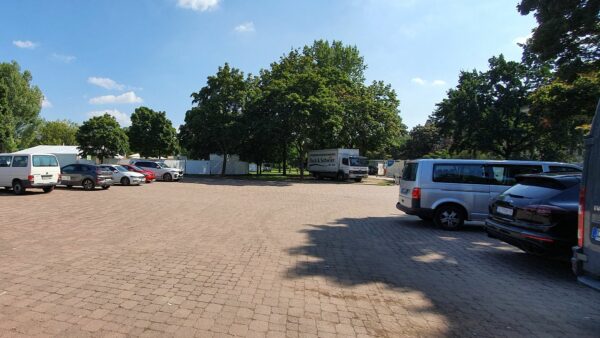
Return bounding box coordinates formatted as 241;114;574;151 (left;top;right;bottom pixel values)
14;145;87;166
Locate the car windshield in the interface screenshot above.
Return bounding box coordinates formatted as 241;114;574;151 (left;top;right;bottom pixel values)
349;157;368;167
115;165;128;172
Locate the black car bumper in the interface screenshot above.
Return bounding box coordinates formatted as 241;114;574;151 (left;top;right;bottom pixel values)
396;202;434;218
485;218;573;255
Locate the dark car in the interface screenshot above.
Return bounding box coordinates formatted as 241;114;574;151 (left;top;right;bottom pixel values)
368;165;378;175
485;173;581;257
60;164;113;190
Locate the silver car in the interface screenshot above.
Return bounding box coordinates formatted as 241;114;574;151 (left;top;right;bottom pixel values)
98;165;145;186
396;159;581;230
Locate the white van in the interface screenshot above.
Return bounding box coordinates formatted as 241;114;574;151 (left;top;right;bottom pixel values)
397;159;581;230
0;153;61;195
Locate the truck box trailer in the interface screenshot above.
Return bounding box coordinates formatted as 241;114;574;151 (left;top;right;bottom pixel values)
307;149;369;182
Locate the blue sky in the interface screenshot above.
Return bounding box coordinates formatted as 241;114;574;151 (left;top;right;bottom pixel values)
0;0;535;130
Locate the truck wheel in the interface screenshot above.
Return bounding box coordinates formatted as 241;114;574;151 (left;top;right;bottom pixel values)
434;204;465;230
337;172;345;181
12;180;25;195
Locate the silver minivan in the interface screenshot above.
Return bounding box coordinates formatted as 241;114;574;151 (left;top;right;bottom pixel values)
396;159;581;230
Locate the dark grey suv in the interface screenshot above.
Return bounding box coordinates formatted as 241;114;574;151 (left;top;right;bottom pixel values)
60;164;113;190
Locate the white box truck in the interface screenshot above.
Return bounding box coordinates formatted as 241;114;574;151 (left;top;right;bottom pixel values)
307;149;369;182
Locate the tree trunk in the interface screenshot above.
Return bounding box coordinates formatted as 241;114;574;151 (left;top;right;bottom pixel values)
221;153;227;176
282;145;287;176
258;162;262;175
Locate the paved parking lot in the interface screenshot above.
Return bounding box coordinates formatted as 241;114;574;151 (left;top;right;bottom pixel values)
0;178;599;337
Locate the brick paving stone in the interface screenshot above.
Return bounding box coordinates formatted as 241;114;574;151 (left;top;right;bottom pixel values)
0;178;598;337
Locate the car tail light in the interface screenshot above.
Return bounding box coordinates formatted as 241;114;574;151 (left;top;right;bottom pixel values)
578;187;585;247
412;187;421;200
28;175;34;182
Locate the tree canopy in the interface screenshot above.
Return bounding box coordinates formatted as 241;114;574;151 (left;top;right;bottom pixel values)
76;114;129;163
0;61;43;152
38;119;79;146
128;106;178;158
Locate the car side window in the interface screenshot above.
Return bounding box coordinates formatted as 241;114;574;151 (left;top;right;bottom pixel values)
136;162;148;167
62;165;75;173
11;156;28;167
433;164;487;184
487;165;543;186
342;158;349;166
0;156;11;167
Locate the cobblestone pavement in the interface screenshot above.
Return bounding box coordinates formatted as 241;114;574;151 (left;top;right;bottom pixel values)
0;178;598;337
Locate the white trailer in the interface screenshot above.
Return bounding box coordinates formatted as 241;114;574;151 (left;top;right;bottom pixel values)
307;148;369;182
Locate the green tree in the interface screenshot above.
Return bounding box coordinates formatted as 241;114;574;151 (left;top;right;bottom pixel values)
529;71;600;160
180;63;247;175
128;107;178;158
0;61;43;152
76;114;129;163
517;0;600;79
400;123;450;159
38;119;78;145
433;55;541;158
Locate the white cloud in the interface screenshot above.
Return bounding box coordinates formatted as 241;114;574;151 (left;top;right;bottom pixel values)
89;91;143;105
411;77;426;85
88;77;125;91
51;53;76;63
13;40;38;49
86;109;131;127
513;33;532;45
177;0;220;12
432;80;446;86
234;22;255;33
41;97;52;108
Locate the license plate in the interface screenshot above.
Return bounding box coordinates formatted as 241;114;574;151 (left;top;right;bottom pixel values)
62;176;70;180
496;206;513;216
42;175;52;179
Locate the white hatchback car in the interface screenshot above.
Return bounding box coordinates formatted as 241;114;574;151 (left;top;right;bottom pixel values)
0;153;61;195
98;164;146;186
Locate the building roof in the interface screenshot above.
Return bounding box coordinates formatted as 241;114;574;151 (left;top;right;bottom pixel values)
14;145;80;155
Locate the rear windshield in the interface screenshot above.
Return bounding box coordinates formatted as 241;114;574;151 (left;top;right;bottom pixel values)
32;155;58;167
402;162;418;181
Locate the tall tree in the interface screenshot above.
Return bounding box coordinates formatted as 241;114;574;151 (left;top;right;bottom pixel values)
400;123;450;159
128;107;178;158
76;114;129;163
0;61;43;152
38;119;78;145
433;55;540;158
517;0;600;79
180;63;247;175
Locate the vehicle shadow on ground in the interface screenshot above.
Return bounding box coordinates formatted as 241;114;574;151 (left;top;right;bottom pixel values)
179;176;362;187
286;215;598;337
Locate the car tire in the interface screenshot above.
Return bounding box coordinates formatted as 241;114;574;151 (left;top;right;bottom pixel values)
101;185;110;190
42;186;54;193
434;204;465;230
82;179;95;191
121;177;130;186
12;180;25;195
354;178;362;183
163;173;173;182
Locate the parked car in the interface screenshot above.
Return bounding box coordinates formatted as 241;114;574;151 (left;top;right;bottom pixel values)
396;159;582;230
572;100;600;288
60;164;113;190
368;165;378;176
485;173;580;256
98;164;145;186
0;153;61;195
121;164;156;183
129;160;183;181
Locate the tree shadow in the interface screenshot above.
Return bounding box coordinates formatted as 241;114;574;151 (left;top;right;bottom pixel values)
286;215;600;337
